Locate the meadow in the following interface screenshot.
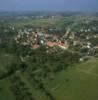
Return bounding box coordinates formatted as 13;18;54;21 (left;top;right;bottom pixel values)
0;56;98;100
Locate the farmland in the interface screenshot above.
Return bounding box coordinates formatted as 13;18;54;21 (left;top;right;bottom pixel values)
0;53;98;100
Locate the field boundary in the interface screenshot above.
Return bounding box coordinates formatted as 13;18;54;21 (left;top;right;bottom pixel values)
76;68;98;77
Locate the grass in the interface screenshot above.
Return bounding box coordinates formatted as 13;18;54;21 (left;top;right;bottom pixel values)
92;66;98;74
45;58;98;100
46;69;98;100
0;57;98;100
12;18;62;28
76;58;98;71
0;79;15;100
19;72;49;100
0;54;19;71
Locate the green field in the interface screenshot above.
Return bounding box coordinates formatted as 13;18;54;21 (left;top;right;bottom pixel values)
12;17;62;28
45;59;98;100
0;57;98;100
0;79;15;100
0;54;20;71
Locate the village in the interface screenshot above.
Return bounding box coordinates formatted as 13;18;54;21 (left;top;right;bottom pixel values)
1;10;98;100
14;25;98;61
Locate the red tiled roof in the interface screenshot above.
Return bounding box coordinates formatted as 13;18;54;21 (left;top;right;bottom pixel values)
47;41;69;49
46;42;57;47
32;44;40;49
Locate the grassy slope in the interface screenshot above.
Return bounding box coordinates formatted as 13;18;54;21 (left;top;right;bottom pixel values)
0;56;98;100
0;79;15;100
45;58;98;100
0;54;19;71
0;54;18;100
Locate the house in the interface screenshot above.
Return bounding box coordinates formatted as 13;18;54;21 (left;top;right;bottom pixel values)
46;41;69;50
46;42;57;47
32;44;40;49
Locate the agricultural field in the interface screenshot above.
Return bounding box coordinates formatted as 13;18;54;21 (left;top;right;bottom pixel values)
46;58;98;100
0;55;98;100
11;17;63;28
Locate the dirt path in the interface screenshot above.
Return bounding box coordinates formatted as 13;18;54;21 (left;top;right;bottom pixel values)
87;65;97;72
76;68;98;77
